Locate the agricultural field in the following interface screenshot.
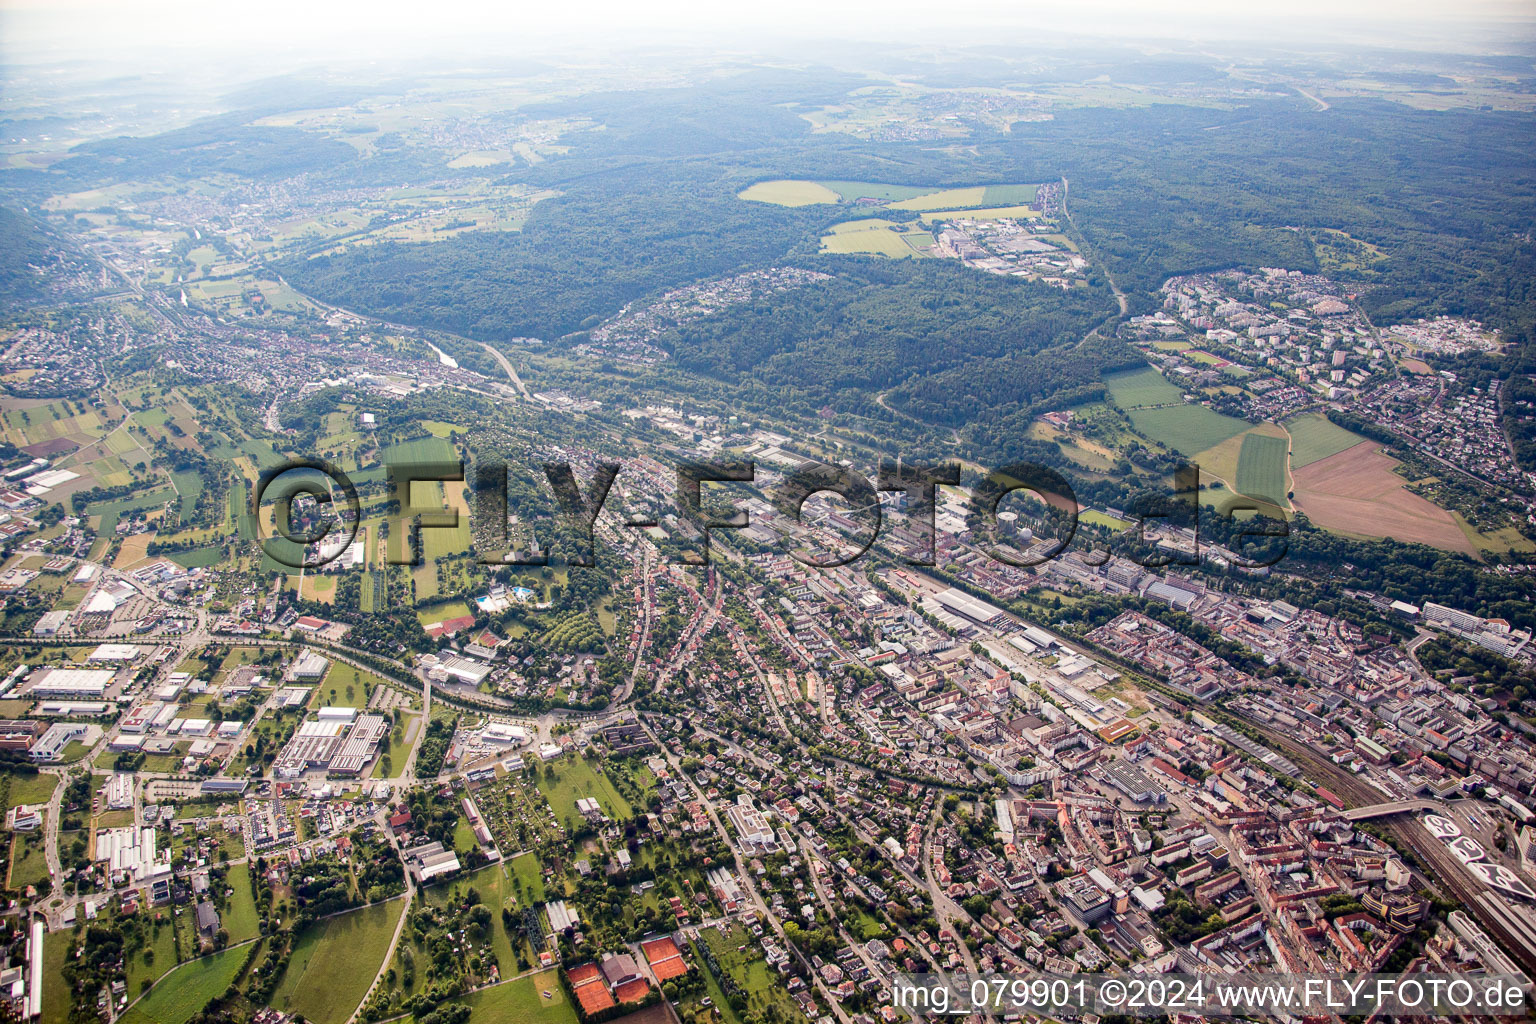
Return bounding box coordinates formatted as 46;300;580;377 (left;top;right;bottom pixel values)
1284;413;1371;469
268;897;407;1024
1103;365;1185;408
1233;433;1290;506
819;219;932;258
916;203;1040;223
736;181;841;206
1124;405;1250;458
740;179;1040;210
1291;443;1478;556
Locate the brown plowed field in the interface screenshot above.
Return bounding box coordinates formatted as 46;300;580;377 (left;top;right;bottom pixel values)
1290;442;1476;556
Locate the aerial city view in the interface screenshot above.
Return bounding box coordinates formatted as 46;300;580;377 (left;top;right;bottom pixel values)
1;0;1535;1022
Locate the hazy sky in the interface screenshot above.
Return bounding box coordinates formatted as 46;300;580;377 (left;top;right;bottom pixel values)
4;0;1535;67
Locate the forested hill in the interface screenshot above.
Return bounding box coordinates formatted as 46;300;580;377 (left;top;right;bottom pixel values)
0;208;59;308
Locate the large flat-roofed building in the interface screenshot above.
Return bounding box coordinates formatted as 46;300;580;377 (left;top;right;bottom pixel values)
86;644;141;663
327;714;388;776
432;657;493;686
290;652;329;682
402;840;461;882
272;719;348;778
1102;760;1165;804
30;722;88;762
932;587;1007;626
27;668;113;699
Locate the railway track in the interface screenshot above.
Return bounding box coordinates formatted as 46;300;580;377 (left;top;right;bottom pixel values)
1229;712;1536;975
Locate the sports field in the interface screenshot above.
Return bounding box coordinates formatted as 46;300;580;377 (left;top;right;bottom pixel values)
269;897;406;1024
1284;413;1370;469
1233;434;1289;505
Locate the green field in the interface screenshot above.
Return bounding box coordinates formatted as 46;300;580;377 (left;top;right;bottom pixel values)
168;545;225;569
222;862;262;942
535;755;633;830
1285;412;1369;468
816;180;934;202
1125;405;1250;457
171;470;205;518
888;186;988;210
1103;365;1185;408
982;183;1040;205
2;770;58;810
1233;433;1290;504
737;180;1039;210
820;219;931;258
119;945;250;1024
423;860;523;970
270;898;406;1024
88;486;175;535
457;969;575;1024
1080;509;1134;531
508;851;546;903
40;931;72;1024
736;180;841;206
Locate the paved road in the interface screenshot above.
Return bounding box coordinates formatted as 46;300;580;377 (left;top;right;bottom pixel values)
478;342;531;400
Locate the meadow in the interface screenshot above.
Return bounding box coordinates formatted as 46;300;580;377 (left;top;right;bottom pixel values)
119;945;251;1024
1125;405;1250;458
535;754;634;830
269;897;407;1024
457;969;574;1024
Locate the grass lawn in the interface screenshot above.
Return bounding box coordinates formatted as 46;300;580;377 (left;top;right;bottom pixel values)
1104;365;1185;408
314;663;390;708
270;897;406;1024
424;860;522;971
221;862;262;942
458;968;575;1024
3;770;58;810
1080;509;1133;531
40;929;71;1024
700;923;802;1022
126;917;180;996
535;755;633;831
119;944;250;1024
508;851;546;903
9;832;50;889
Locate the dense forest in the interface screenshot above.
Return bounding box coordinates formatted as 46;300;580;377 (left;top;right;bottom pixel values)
0;208;60;307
